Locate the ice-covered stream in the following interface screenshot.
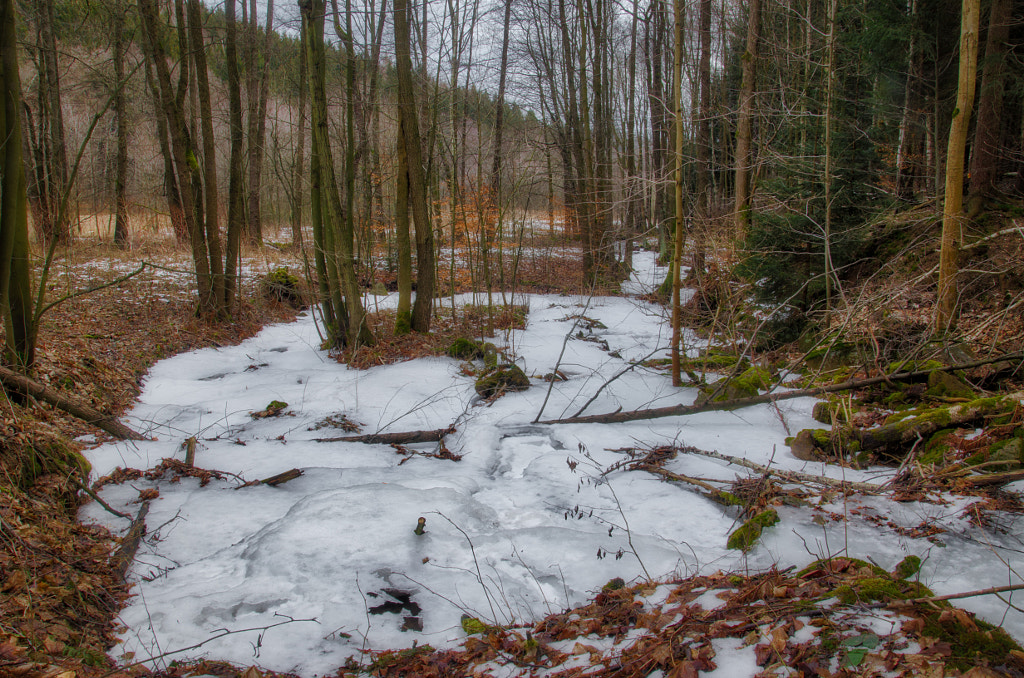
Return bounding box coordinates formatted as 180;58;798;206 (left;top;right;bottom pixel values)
81;252;1024;676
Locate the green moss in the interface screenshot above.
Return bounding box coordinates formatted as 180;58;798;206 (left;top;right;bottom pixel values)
886;359;944;376
461;616;490;635
988;438;1024;469
925;370;975;399
893;555;922;580
696;366;775;407
475;365;530;398
920;610;1022;671
726;508;779;551
602;577;626;592
714;491;744;507
482;342;500;369
260;267;304;306
394;310;412;335
448;337;484;360
835;577;932;605
369;644;437;670
920;430;955;466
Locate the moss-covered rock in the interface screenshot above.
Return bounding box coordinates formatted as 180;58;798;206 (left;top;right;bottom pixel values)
834;577;932;605
811;400;849;425
925;370;975;399
726;508;779;551
260;267;304;307
475;365;530;398
789;428;828;461
893;555;922;580
482;342;500;369
988;437;1024;470
448;337;484;360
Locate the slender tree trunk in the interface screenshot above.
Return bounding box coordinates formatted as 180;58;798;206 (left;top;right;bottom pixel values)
822;0;837;311
733;0;759;236
1;0;34;369
395;120;413;333
290;19;307;248
967;0;1010;210
137;0;214;314
245;0;274;244
692;0;711;276
224;0;245;310
394;0;435;332
670;0;685;387
187;0;225;315
112;0;130;248
936;0;980;334
894;0;919;202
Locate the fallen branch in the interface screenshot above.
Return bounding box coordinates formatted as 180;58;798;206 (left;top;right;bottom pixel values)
110;501;149;581
0;364;145;440
539;353;1024;426
639;466;743;508
681;447;883;494
261;468;304;486
889;582;1024;607
72;477;131;520
314;426;454;445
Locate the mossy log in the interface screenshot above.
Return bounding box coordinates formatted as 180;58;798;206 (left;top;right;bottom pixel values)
539;353;1022;426
0;364;145;440
850;392;1023;454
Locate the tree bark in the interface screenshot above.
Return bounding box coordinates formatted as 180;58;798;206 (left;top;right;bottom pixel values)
935;0;980;334
733;0;759;236
669;0;685;387
112;0;130;248
1;0;34;370
224;0;245;310
967;0;1010;207
394;0;435;332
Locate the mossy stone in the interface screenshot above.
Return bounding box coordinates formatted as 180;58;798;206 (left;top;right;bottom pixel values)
482;342;500;369
790;429;827;461
893;555;922;580
988;437;1024;469
925;370;975;399
726;508;779;551
448;337;484;360
475;365;530;398
812;400;848;425
834;577;932;605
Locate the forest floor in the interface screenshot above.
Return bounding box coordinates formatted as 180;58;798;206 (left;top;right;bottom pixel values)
2;216;1024;678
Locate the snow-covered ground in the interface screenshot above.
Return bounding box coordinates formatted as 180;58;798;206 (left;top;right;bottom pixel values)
81;251;1024;676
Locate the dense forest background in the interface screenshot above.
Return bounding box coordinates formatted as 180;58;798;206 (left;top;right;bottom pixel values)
2;0;1024;364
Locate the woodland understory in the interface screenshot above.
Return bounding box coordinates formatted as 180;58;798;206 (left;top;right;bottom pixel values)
2;0;1024;674
0;206;1022;677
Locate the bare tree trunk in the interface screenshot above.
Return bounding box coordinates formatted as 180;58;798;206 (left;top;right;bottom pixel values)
224;0;245;310
290;19;307;248
692;0;711;276
936;0;980;334
187;0;225;315
894;0;919;202
670;0;685;387
245;0;274;245
394;0;435;332
1;0;35;369
967;0;1010;210
112;0;131;248
733;0;759;236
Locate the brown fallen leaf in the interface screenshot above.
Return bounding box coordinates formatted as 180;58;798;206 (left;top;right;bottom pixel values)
666;660;699;678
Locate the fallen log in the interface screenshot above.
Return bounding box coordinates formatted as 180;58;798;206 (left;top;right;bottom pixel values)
314;426;454;445
0;364;145;440
110;500;149;581
538;353;1023;426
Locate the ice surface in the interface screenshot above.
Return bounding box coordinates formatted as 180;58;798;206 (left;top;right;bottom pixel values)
80;251;1024;676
